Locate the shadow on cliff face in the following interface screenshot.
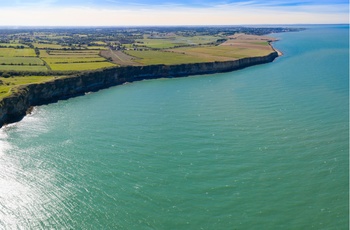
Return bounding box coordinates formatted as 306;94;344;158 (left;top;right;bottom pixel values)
0;52;278;128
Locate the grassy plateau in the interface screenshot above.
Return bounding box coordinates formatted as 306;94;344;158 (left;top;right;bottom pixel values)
0;26;294;100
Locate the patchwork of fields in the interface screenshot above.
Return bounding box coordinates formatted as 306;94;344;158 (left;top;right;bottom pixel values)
0;28;280;99
126;34;275;65
0;48;46;71
41;50;116;71
0;32;276;72
0;46;117;72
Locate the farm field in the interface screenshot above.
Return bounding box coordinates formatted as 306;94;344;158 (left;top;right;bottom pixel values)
126;35;275;66
0;76;55;99
39;49;116;71
43;57;107;64
0;65;48;71
0;48;36;57
0;57;44;65
85;46;107;50
40;50;101;58
0;26;301;100
221;33;276;51
134;35;221;49
134;38;186;49
125;50;213;65
100;50;139;66
33;43;68;49
0;48;47;71
170;45;274;60
46;61;116;71
0;28;284;73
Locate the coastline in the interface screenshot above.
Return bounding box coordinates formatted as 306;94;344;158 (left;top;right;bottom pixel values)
0;51;278;128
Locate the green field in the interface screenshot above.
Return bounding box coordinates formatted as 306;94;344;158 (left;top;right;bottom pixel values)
0;65;48;71
91;41;107;45
125;50;212;65
47;62;116;71
134;39;186;49
0;48;36;57
134;35;220;49
0;27;287;101
0;57;44;65
40;50;101;58
85;46;107;50
171;45;274;60
0;48;46;71
41;50;115;70
0;29;276;73
33;43;68;49
0;76;55;99
126;42;275;66
43;57;107;64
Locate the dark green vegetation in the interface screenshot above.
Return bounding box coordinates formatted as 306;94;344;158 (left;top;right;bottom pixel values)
0;26;302;99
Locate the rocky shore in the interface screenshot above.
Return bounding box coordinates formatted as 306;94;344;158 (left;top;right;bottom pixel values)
0;51;278;128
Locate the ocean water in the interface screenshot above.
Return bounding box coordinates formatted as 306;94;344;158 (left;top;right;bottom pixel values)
0;25;348;229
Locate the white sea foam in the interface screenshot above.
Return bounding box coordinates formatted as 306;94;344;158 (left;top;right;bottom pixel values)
0;130;12;156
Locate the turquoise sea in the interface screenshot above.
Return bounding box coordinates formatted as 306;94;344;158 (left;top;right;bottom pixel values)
0;25;348;229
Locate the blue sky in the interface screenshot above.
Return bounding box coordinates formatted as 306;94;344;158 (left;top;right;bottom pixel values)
0;0;348;25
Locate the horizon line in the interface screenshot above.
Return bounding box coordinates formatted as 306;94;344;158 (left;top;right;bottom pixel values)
0;23;348;28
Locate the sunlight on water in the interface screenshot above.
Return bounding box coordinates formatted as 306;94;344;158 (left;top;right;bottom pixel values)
0;120;74;229
0;25;348;229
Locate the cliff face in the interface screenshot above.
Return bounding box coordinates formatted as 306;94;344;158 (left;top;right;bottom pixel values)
0;52;278;127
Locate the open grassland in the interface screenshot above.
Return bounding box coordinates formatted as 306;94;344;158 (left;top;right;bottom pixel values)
40;50;101;58
228;33;277;41
125;50;212;65
127;36;275;66
92;41;107;46
0;85;11;98
220;42;273;52
125;33;275;65
0;76;55;99
134;38;186;49
222;33;276;51
0;65;48;71
84;46;107;50
177;35;221;45
135;35;221;49
0;32;276;72
43;57;107;64
46;62;116;71
170;45;273;61
0;48;47;71
33;43;68;49
0;48;36;57
0;57;44;65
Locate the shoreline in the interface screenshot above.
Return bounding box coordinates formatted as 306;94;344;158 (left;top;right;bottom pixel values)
0;51;278;128
268;40;283;56
274;47;283;56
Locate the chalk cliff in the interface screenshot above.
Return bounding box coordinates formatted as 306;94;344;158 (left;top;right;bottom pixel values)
0;52;278;127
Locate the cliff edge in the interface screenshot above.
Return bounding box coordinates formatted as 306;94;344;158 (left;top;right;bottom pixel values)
0;52;278;128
